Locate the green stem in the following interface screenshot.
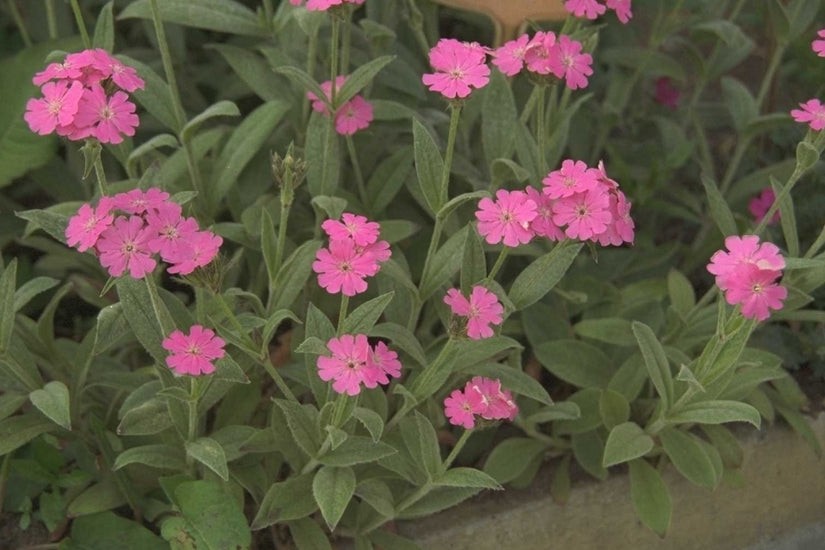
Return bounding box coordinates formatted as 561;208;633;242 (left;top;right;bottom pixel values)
45;0;58;40
9;0;33;47
804;224;825;259
337;294;349;335
92;153;109;196
329;17;340;107
536;85;547;174
274;195;291;276
0;452;10;516
185;378;198;470
302;27;320;132
519;86;540;125
442;429;472;472
752;167;803;237
262;0;275;33
440;103;462;206
319;17;341;196
341;8;353;74
486;248;509;282
404;0;430;58
346;135;368;209
68;0;90;49
331;392;352;428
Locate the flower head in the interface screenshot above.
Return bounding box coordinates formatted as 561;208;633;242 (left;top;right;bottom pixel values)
313;238;378;296
367;341;402;386
543;159;600;199
654;77;680;109
606;0;632;23
65;198;114;252
443;377;518;429
791;99;825;131
547;35;593;90
90;49;145;92
707;235;784;291
444;286;504;340
145;202;200;261
96;215;157;278
564;0;606;19
475;189;537;247
552;189;611;240
444;386;485;429
723;264;787;321
162;325;225;376
422;38;491;99
492;34;530;77
73;84;139;144
748;188;780;226
317;334;376;395
322;213;380;247
813;29;825;57
112;188;170;215
335;95;373;135
166;231;223;275
525;187;565;241
524;31;557;75
24;80;84;135
303;0;364;11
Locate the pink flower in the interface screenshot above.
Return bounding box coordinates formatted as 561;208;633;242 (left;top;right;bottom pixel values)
475;189;537;247
304;0;364;10
542;159;600;199
166;231;223;275
443;386;484;429
64;50;106;85
422;38;491;99
606;0;632;23
654;77;680;109
444;286;504;340
724;264;787;321
335;95;373;135
96;215;157;278
73;84;139;144
748;188;780;225
813;29;825;57
145;202;200;261
547;35;593;90
24;80;84;135
32;59;83;86
361;240;391;271
313;238;377;296
162;325;225;376
596;190;635;246
791;99;825;131
65;198;115;252
91;49;145;92
308;77;348;115
468;377;518;421
564;0;606;19
367;341;402;386
322;213;380;247
317;334;375;396
524;32;556;75
112;188;170;215
492;34;530;77
707;235;784;291
525;187;564;241
552;189;612;240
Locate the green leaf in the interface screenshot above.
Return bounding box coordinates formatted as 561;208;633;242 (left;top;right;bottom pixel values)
571;431;608;480
319;437;397;467
313;466;356;531
400;412;442;479
0;258;17;354
667;400;760;428
289;518;333;550
701;425;743;468
274;399;321;458
397;487;482;519
252;474;318;528
114;444;186;471
0;413;54;456
270;239;322;311
65;512;166;550
667;269;695;317
608;355;647;404
461;362;552;405
312;195;348;221
461;226;486;291
419;226;468;301
352;407;383;442
600;47;686;80
436;467;502;490
296;336;328;355
172;480;252;549
0;339;44;393
629;459;671;537
436;191;490;221
214;354;250;384
335;55;395;107
355;478;394;517
209;43;285;102
276;65;330;111
721;77;757;133
533;339;614;389
67;477;126;518
491;158;530;186
369;323;427;366
770;175;799;258
555;388;604;435
483;438;548;484
659;428;719;489
526;401;581;423
509;242;583;310
482;70;517;166
796;140;820;172
701;174;737;237
602;422;654;467
13;276;59;312
117;398;174;436
342;292;394;334
29;381;71;430
210;100;289;208
631;321;674;410
119;0;266;36
185;438;229;481
116;277;172;364
573;318;634;346
93;2;115;51
182;100;240;143
126;133;179;174
599;389;630;430
412;118;445;215
366;146;414;214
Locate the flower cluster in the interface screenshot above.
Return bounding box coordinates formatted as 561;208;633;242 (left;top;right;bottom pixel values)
707;235;787;321
564;0;632;23
65;188;222;278
475;160;634;247
162;325;226;376
444;286;504;340
790;30;825;130
25;49;143;144
313;213;391;296
307;76;374;135
317;334;402;395
748;188;779;225
422;38;491;99
444;377;518;429
289;0;363;11
813;29;825;57
492;31;594;90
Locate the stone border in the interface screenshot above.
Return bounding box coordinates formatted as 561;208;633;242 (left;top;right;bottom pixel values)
398;414;825;549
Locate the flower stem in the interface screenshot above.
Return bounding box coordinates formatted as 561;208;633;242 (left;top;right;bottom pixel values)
341;8;353;74
404;0;431;58
486;248;509;282
329;17;340;107
337;294;349;335
262;0;275;33
442;429;472;472
440;103;462;206
319;17;341;196
536;85;547;174
302;27;320;132
68;0;90;49
346;135;368;209
45;0;58;40
92;153;109;197
185;377;198;471
274;195;291;276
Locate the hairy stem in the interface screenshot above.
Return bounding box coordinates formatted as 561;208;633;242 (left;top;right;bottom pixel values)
69;0;90;48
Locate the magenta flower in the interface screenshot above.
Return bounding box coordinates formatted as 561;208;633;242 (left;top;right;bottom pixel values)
606;0;632;23
791;99;825;131
24;80;84;135
543;159;600;199
468;377;518;421
595;190;635;246
422;38;491;99
303;0;364;11
73;84;139;144
813;29;825;57
91;49;145;92
317;334;375;396
444;386;484;429
524;32;557;75
335;96;373;135
112;188;170;215
525;187;564;241
723;264;787;321
552;189;612;240
707;235;784;291
444;286;505;340
32;59;83;86
162;325;226;376
564;0;606;19
366;341;402;386
65;198;114;252
166;231;223;276
145;202;200;261
654;77;680;109
748;188;780;225
492;34;530;77
547;35;593;90
96;216;157;278
312;238;378;296
475;189;537;247
322;213;380;247
308;76;348;115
